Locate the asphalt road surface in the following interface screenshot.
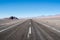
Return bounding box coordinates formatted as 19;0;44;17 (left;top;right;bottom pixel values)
0;19;60;40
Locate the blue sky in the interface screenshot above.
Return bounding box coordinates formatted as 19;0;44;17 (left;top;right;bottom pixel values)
0;0;60;18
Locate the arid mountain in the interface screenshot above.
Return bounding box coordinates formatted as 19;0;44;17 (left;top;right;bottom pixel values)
3;16;19;20
36;14;60;20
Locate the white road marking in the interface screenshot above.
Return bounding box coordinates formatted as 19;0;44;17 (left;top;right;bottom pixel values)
27;27;31;38
39;22;60;33
0;23;20;32
51;28;60;32
29;22;31;24
29;27;31;34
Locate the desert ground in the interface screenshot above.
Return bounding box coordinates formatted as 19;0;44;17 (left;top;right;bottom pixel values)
33;16;60;30
0;17;60;40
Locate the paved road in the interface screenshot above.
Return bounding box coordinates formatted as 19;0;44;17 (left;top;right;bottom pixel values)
0;19;60;40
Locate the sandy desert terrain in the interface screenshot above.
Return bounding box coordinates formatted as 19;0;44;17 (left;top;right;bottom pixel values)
33;16;60;30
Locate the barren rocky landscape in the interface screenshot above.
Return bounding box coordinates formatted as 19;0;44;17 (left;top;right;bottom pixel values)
0;16;60;40
33;15;60;30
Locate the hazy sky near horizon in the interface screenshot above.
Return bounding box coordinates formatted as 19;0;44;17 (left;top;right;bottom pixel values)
0;0;60;18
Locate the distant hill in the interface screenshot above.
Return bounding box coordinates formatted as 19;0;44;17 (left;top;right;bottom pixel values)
36;14;60;20
9;16;19;20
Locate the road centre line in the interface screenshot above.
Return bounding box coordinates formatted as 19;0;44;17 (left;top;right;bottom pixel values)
27;27;31;38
